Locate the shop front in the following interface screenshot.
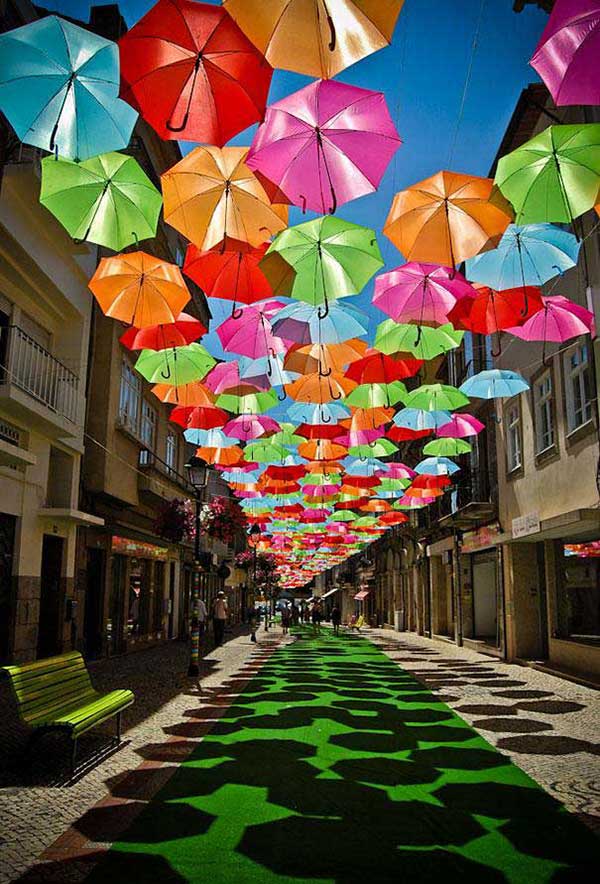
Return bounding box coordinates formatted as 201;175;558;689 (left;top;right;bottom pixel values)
460;522;509;656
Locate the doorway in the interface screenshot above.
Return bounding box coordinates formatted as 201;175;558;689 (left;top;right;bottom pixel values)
83;548;105;659
168;562;176;639
472;551;498;643
0;513;16;663
37;535;64;659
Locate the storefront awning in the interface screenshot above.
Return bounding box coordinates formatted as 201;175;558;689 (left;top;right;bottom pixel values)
354;590;370;600
321;587;340;599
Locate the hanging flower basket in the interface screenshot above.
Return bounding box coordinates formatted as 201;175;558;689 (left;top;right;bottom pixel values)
153;497;194;544
199;496;247;545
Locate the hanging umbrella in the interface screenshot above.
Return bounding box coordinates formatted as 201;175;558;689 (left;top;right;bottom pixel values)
244;441;291;463
436;413;485;438
404;383;469;412
135;342;215;384
89;252;190;326
384;171;513;267
269;423;305;447
349;439;398;459
495;124;600;224
373;263;476;325
423;438;472;457
286;372;356;403
448;285;544;354
287;401;350;425
171;403;227;429
388;424;432;443
264;217;383;316
346;407;395;429
530;1;600;106
393;408;452;431
152;380;215;406
415;456;460;476
204;362;268;395
119;0;272;144
272;302;369;345
0;15;137;160
216;388;279;414
196;445;244;467
239;354;297;391
285;340;368;376
222;0;404;79
184;241;280;313
298;440;348;461
161;146;287;250
217;304;285;359
120;313;204;350
345;381;406;409
465;223;580;290
247;79;400;215
377;463;415;481
375;320;463;359
40;152;162;251
506;295;594;343
460;369;529;400
223;414;280;441
344;351;422;384
184;428;237;447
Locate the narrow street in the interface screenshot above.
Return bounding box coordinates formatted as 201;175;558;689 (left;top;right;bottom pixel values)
3;627;598;884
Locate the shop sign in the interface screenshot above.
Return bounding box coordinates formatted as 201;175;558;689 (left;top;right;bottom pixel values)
512;512;540;539
112;535;169;560
461;522;503;554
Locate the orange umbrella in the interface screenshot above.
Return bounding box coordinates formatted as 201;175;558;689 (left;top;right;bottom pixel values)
223;0;405;80
286;372;356;403
381;512;409;525
404;485;444;499
151;381;215;407
195;445;244;467
305;461;344;474
360;499;392;513
284;339;368;375
298;439;348;461
346;406;394;430
89;252;191;327
384;171;513;267
161;146;288;251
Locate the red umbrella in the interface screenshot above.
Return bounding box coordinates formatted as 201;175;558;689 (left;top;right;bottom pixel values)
295;423;344;441
184;405;228;430
345;351;422;384
119;0;272;145
388;425;432;443
120;312;206;350
263;464;306;481
183;241;278;315
448;284;543;354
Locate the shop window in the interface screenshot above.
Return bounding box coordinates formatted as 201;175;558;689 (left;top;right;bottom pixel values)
140;400;157;449
563;343;593;434
165;432;178;475
533;370;554;454
558;542;600;641
119;361;141;434
129;559;151;639
505;403;522;473
154;561;165;635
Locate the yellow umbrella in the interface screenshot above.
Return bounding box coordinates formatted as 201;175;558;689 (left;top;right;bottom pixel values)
161;145;288;250
223;0;405;79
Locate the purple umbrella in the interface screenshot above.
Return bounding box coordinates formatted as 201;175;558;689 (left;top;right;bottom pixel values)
506;295;595;342
530;1;600;106
246;79;401;215
373;263;476;325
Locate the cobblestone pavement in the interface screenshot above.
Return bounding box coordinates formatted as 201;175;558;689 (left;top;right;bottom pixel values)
370;629;600;833
1;626;598;883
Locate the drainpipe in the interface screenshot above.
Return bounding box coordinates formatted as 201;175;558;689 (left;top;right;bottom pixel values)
454;529;464;647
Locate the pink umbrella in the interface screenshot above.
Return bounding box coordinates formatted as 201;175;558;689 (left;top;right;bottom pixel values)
336;428;384;447
373;263;476;325
506;295;595;342
437;413;485;438
530;0;600;106
217;305;286;358
302;484;340;497
223;414;280;441
205;362;270;394
246;79;401;215
377;463;416;480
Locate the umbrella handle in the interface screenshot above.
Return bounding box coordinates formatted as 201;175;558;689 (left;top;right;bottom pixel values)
331;389;342;401
321;410;331;424
166;113;190;133
277;390;287;402
317;299;330;320
326;10;336;50
491;332;502;359
319;363;332;377
160;365;172;380
328;186;337;215
299;195;307;214
231;304;244;320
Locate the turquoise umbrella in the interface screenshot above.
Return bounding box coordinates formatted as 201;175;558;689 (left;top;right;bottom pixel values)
0;15;137;160
460;370;529;400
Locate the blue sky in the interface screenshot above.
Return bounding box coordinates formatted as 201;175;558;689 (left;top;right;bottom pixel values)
42;0;548;362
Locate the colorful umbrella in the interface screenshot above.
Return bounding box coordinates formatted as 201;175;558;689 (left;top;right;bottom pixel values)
284;340;368;376
448;285;544;352
0;15;136;160
170;403;226;429
298;440;348;461
373;263;475;325
152;380;215;406
222;0;404;79
530;0;600;106
217;305;285;359
272;302;369;345
423;438;472;457
384;171;513;267
40;152;162;251
184;428;237;447
285;372;356;404
344;351;422;384
136;343;215;385
375;321;464;359
90;253;191;327
161;146;287;250
349;439;398;459
460;370;529;400
506;295;594;343
287;402;350;425
415;456;460;476
436;413;485;438
264;216;383;314
345;381;406;409
183;241;279;313
204;362;268;394
223;414;280;441
247;79;400;214
119;0;272;144
244;441;291;463
215;389;278;414
120;313;205;350
495;124;600;224
465;223;580;290
393;408;452;431
404;383;469;412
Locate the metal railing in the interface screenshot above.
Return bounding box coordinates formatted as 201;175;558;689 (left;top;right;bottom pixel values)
0;325;79;423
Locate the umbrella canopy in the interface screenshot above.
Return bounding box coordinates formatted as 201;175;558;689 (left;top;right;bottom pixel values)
460;369;529;400
183;241;278;309
272;302;369;345
40;152;162;251
204;362;268;394
152;380;215;407
373;263;475;325
170;403;226;428
448;285;544;339
375;321;464;359
239;354;296;390
119;0;272;144
161;146;287;250
216;389;278;414
423;438;472;457
530;1;600;106
0;15;136;160
217;305;285;359
286;372;356;404
298;440;348;461
415;456;460;476
349;439;398;459
247;79;400;215
222;0;404;79
136;343;215;385
495;124;600;224
287;402;350;425
345;381;406;409
244;440;291;463
344;351;422;384
90;253;190;327
404;383;469;412
394;408;452;431
120;313;205;350
285;340;368;375
223;414;280;441
184;428;237;447
196;445;244;466
506;295;594;343
465;223;580;290
436;413;485;438
384;171;513;267
264;216;383;312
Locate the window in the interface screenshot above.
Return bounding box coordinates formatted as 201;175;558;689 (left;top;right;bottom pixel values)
506;403;522;473
140;400;157;449
165;432;178;475
119;361;141;433
533;371;554;454
563;343;593;434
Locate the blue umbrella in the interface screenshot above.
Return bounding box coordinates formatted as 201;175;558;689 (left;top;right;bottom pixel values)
287;401;350;424
460;369;529;400
465;224;580;290
415;457;460;476
271;301;369;345
393;408;452;430
183;428;238;447
239;354;298;388
345;458;388;475
0;15;137;160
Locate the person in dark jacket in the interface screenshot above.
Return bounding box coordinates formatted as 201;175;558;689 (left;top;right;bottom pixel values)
331;604;342;636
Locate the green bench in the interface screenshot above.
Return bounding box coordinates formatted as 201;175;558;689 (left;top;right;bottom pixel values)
2;650;134;774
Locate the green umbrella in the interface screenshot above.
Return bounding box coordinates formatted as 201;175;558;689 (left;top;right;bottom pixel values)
423;438;472;456
404;383;469;412
495;124;600;224
353;516;378;528
244;440;290;463
375;321;464;359
329;511;357;522
263;215;383;315
269;423;304;447
300;473;341;486
216;389;278;414
40;152;162;250
345;381;406;409
349;439;398;459
135;343;215;385
378;477;411;491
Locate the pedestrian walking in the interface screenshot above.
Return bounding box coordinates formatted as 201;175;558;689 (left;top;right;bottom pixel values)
291;603;300;626
212;591;228;647
281;602;291;635
331;604;342;636
247;605;259;643
311;600;322;634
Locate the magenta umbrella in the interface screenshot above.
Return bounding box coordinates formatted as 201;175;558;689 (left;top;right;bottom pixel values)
246;79;401;215
217;304;286;358
204;362;269;394
373;263;476;325
377;463;416;480
506;295;595;343
223;414;280;441
530;1;600;106
336;428;384;447
437;413;485;439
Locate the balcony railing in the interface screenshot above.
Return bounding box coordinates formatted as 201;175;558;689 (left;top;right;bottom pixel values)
0;325;80;424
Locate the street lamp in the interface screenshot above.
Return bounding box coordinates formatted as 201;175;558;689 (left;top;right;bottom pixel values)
247;523;263;628
185;456;208;677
